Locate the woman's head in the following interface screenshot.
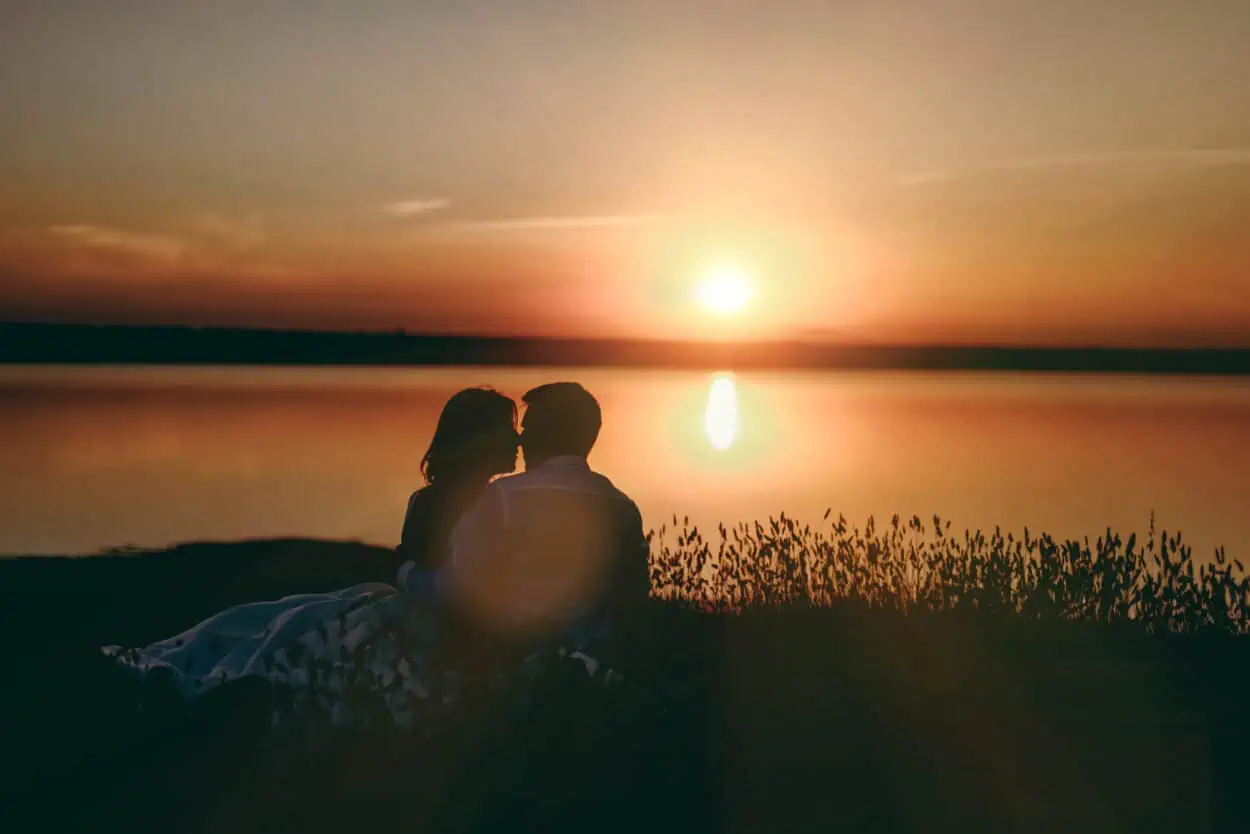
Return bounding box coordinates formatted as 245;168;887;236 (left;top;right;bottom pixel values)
421;387;518;485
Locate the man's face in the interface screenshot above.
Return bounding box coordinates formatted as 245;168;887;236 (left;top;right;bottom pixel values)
518;406;541;469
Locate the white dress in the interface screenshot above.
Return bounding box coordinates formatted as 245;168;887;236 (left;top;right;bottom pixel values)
102;565;617;731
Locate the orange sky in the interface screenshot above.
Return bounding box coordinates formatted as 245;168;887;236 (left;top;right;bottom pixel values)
1;1;1248;346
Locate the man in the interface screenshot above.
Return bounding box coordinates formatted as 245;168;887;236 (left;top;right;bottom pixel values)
439;381;650;649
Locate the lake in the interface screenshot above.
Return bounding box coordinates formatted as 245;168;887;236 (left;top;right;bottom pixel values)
1;365;1248;562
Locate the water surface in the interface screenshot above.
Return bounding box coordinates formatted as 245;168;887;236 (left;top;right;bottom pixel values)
1;365;1247;560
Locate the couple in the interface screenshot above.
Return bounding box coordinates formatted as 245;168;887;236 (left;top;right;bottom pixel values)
105;381;649;726
396;381;649;643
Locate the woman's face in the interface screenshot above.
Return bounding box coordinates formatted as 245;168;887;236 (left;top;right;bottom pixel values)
485;421;520;476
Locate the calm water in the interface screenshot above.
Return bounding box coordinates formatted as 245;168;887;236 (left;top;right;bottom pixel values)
1;365;1248;561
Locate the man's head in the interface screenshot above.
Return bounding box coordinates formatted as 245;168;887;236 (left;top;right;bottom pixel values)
520;381;602;468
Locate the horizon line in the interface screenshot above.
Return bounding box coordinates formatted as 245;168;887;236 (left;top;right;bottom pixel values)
3;321;1250;376
2;320;1250;353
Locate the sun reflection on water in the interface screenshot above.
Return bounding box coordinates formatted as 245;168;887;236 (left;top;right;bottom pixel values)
704;373;739;450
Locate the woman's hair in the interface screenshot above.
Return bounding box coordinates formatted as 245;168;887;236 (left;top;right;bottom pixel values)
421;387;518;484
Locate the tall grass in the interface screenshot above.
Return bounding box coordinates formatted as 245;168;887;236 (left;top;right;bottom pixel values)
648;512;1250;635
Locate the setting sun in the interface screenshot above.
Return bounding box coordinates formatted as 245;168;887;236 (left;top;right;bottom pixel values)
695;263;754;315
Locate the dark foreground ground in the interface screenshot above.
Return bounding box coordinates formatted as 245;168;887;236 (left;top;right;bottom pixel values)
2;539;1248;834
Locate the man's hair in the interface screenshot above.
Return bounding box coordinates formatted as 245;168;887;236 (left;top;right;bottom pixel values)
522;381;602;458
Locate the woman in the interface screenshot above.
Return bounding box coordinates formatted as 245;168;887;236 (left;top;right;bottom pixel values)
396;387;519;574
103;388;521;707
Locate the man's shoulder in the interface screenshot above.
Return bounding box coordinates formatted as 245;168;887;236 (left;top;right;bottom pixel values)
489;461;638;507
490;461;588;494
588;471;643;518
487;469;541;493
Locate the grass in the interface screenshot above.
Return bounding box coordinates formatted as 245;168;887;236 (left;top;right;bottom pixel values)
2;515;1248;833
649;511;1250;635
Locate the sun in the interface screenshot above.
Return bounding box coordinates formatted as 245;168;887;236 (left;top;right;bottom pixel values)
694;263;754;315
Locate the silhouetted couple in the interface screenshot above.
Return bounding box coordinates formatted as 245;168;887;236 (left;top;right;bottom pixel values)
395;382;649;648
103;381;649;725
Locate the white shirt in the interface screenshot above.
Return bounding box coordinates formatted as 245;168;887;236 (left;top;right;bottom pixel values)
438;456;647;634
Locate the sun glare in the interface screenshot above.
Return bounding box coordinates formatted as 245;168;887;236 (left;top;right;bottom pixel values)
695;263;754;315
704;374;740;451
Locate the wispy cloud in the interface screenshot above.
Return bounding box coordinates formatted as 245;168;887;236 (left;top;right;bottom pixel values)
898;148;1250;187
42;215;305;282
187;213;265;251
437;213;666;233
385;198;451;218
47;224;186;262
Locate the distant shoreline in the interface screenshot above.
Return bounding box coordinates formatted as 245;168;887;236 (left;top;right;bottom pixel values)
3;321;1250;375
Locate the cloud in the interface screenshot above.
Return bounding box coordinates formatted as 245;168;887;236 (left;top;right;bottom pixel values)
187;213;265;251
40;216;306;283
898;148;1250;187
46;224;186;262
385;198;451;218
437;213;666;233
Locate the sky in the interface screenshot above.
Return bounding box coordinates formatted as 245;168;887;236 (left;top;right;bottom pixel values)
1;0;1248;346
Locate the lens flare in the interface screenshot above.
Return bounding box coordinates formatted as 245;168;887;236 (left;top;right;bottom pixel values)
704;374;739;450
